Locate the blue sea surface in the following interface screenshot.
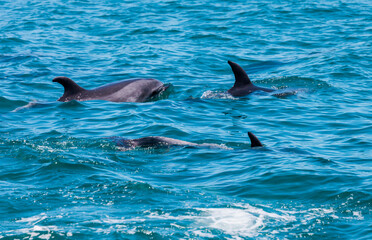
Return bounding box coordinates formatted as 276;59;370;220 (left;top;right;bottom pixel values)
1;0;371;239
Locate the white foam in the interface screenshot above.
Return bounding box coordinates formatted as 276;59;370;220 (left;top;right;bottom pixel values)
6;204;363;238
193;230;215;238
147;203;295;238
38;233;52;239
197;207;260;238
16;213;47;224
195;204;296;239
100;217;146;224
36;145;58;153
234;203;295;221
201;90;237;99
32;225;51;232
1;225;60;240
353;211;363;220
198;143;233;150
147;211;195;221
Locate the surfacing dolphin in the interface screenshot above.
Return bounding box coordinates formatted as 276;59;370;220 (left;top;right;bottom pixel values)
227;60;275;97
53;77;168;102
113;132;263;150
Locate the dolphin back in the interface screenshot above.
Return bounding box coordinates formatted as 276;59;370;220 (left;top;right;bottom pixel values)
53;77;167;103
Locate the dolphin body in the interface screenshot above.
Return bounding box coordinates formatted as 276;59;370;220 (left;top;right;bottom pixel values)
53;77;168;102
114;132;263;149
227;61;275;97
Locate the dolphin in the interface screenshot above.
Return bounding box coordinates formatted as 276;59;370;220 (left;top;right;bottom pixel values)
113;132;263;149
227;60;275;97
53;77;168;102
247;132;263;147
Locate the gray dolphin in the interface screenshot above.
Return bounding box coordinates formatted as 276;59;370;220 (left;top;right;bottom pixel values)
227;61;275;97
114;132;263;149
53;77;168;102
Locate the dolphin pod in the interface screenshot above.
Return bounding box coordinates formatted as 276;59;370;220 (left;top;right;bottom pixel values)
53;77;168;102
53;60;275;102
53;60;277;150
114;132;263;149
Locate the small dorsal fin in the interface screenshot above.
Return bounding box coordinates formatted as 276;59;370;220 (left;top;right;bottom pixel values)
248;132;263;147
228;60;252;88
53;77;86;101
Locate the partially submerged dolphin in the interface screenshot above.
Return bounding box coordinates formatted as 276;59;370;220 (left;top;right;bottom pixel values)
113;132;263;150
227;61;275;97
53;77;168;102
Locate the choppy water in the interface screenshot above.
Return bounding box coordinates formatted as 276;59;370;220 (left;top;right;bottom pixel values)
1;0;371;239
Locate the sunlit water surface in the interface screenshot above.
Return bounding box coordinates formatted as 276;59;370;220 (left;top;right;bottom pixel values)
1;0;371;239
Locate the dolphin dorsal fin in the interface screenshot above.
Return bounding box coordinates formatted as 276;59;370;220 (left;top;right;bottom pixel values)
228;60;252;88
248;132;263;147
53;77;86;101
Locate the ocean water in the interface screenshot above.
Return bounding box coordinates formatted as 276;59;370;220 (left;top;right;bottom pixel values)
0;0;371;239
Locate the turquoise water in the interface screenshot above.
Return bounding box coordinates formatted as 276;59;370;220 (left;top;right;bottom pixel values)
1;0;371;239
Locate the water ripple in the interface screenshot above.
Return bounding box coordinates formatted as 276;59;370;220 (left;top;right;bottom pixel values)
0;0;371;239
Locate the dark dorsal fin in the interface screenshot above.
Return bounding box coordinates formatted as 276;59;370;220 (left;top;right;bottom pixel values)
248;132;263;147
53;77;86;101
228;60;252;88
